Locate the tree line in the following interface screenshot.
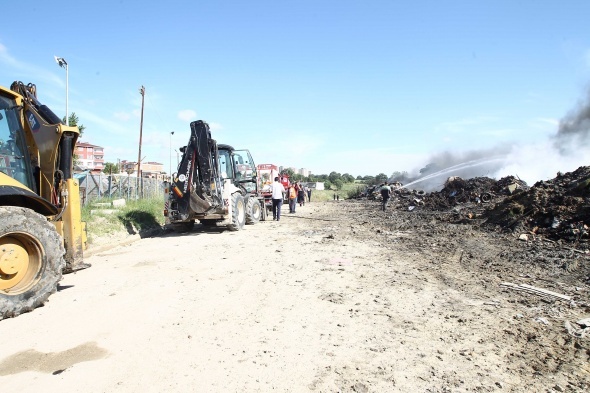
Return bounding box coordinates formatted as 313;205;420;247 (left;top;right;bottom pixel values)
279;169;403;191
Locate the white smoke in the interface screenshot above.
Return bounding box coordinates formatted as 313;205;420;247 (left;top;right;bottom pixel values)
403;88;590;191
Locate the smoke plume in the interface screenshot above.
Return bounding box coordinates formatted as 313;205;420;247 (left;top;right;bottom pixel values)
402;87;590;192
555;89;590;151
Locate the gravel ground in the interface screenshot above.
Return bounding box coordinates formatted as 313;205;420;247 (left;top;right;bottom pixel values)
0;200;588;392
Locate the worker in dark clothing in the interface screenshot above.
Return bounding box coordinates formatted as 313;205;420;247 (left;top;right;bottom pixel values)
380;183;392;211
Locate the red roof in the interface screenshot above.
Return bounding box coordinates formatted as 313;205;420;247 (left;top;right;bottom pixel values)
76;142;103;148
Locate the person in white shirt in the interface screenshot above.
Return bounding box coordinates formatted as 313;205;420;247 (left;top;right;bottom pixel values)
271;177;286;221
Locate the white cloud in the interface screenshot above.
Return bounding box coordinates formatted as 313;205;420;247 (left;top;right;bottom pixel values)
0;43;18;67
178;109;197;122
284;134;324;156
479;128;516;137
535;117;559;127
76;108;135;135
209;122;223;131
113;111;132;121
435;116;499;134
0;41;63;88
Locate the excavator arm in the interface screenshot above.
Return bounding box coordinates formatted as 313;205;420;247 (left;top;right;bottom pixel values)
169;120;224;220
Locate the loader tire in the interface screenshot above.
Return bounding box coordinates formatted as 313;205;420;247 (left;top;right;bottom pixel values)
228;193;245;231
261;203;268;221
0;206;66;320
245;197;261;225
171;220;195;233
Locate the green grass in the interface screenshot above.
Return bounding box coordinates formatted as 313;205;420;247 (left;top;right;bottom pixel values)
311;183;366;202
82;197;164;243
82;183;368;242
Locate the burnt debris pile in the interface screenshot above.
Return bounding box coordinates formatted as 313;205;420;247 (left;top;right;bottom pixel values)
483;166;590;242
423;176;496;210
363;166;590;243
393;175;529;211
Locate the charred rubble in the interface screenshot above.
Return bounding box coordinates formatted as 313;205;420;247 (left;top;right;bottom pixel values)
362;166;590;246
484;166;590;243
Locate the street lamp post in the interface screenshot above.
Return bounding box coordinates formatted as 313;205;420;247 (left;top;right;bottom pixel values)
54;56;69;125
137;86;146;197
170;131;175;178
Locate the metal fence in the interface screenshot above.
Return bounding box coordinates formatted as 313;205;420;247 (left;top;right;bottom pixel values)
74;172;164;205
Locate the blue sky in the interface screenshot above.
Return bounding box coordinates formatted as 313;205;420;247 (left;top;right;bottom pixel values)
1;0;590;183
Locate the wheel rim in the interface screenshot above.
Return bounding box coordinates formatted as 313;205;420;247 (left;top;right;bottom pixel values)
252;203;261;220
0;233;43;293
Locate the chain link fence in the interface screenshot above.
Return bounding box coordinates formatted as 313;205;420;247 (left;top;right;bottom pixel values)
74;172;164;205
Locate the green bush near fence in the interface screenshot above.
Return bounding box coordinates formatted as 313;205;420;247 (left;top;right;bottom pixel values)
310;182;365;202
83;197;164;244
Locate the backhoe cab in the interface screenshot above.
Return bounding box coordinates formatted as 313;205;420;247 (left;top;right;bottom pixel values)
164;120;266;232
0;82;88;320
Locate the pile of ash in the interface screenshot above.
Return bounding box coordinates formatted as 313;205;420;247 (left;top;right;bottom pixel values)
483;166;590;242
394;175;529;211
359;168;590;244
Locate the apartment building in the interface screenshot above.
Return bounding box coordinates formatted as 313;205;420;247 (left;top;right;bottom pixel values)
75;142;104;172
120;160;164;179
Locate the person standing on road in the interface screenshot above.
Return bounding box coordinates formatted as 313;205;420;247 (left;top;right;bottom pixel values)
306;185;312;202
297;183;306;207
271;177;286;221
288;184;297;213
380;183;392;211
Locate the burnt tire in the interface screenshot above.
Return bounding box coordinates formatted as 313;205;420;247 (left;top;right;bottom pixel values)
245;197;261;225
0;206;66;320
170;220;195;233
228;193;246;231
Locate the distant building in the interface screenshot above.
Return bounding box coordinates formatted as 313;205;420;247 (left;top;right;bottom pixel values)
120;160;165;179
75;142;104;172
298;168;310;177
277;166;311;178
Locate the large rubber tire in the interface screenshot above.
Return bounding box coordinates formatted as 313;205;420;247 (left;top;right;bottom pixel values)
228;193;246;231
261;202;268;221
0;206;66;320
245;197;261;225
170;220;195;233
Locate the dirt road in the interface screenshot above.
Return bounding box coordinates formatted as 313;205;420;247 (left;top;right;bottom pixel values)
0;201;588;392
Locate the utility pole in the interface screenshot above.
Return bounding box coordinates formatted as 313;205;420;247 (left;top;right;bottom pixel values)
137;86;145;197
170;131;175;178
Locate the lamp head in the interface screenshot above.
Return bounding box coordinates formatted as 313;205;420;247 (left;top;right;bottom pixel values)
54;56;67;68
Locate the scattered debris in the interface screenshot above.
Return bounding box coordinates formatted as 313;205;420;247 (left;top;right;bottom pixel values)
500;282;571;302
484;166;590;242
564;319;590;338
359;165;589;247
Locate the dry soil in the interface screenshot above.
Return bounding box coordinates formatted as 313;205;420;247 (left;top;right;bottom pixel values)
0;200;588;393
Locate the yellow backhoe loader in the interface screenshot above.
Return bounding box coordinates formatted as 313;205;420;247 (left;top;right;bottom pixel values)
0;81;88;320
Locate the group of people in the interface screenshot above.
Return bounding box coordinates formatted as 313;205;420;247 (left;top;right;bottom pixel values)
270;177;312;221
